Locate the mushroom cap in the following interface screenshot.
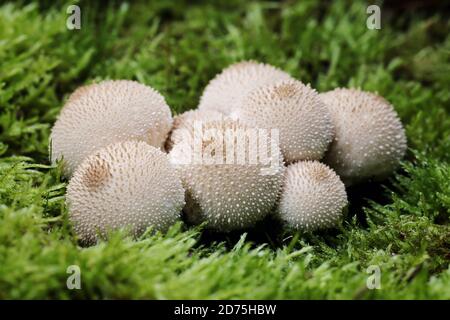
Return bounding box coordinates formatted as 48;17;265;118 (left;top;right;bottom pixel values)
66;140;185;244
320;88;407;185
199;60;293;115
278;161;348;231
166;109;226;152
50;80;173;176
169;118;284;231
65;83;96;104
231;79;334;163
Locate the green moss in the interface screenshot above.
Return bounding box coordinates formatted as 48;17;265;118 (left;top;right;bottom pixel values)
0;0;448;299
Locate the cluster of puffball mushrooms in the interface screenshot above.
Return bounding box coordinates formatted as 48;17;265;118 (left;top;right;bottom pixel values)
50;61;407;244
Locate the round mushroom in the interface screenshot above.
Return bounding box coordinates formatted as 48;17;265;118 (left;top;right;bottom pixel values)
65;83;96;104
166;109;226;152
231;79;334;163
278;161;348;231
50;80;173;176
66;140;185;244
169;118;284;231
320;88;407;186
199;60;293;115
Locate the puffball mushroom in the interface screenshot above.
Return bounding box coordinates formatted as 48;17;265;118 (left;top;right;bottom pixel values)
165;109;225;152
320;88;407;186
50;80;173;176
65;83;96;104
169;119;284;231
231;79;334;163
199;60;293;115
278;161;348;231
66;140;185;244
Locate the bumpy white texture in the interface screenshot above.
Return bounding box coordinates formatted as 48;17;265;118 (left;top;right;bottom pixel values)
279;161;347;231
67;141;185;244
320;88;407;186
50;80;173;176
232;79;334;163
199;60;293;115
65;83;96;104
169;119;284;232
166;109;226;151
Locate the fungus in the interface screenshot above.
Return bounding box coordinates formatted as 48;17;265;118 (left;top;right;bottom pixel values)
320;88;407;185
198;60;293;115
278;161;348;231
50;80;173;176
165;109;225;151
65;83;96;104
169;119;284;231
231;79;334;163
66;140;185;244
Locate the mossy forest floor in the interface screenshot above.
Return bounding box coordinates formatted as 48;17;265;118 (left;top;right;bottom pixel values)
0;1;449;299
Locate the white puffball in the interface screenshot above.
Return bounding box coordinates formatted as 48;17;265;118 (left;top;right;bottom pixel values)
169;118;284;231
232;79;334;163
278;161;348;231
66;140;185;244
50;80;173;176
199;60;293;115
320;88;407;185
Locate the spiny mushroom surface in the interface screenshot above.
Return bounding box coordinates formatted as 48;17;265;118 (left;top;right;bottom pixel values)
320;88;407;186
166;109;226;152
50;80;173;176
65;83;97;104
278;161;348;231
231;79;334;163
67;140;185;244
169;119;284;232
199;60;293;115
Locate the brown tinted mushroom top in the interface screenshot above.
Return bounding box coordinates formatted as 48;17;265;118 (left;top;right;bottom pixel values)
232;79;334;163
169;118;284;231
165;109;226;151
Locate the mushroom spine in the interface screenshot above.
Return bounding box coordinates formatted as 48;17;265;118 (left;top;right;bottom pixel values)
231;79;334;163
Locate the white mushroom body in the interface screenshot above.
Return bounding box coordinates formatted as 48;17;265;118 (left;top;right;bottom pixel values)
66;141;185;244
166;109;226;151
169;119;284;231
231;79;334;163
199;61;293;115
50;80;173;176
278;161;348;231
320;88;407;185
